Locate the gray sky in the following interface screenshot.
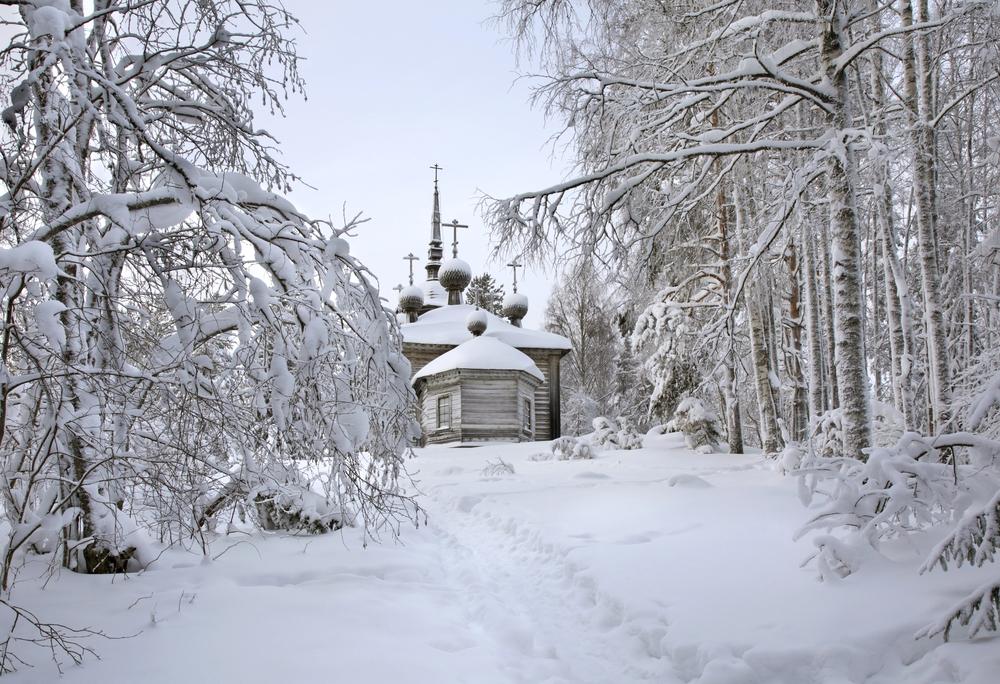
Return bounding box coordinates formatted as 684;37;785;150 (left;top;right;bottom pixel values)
263;1;568;327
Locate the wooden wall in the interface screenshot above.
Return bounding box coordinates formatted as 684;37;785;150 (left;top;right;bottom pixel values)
415;369;541;444
405;341;567;442
417;372;462;445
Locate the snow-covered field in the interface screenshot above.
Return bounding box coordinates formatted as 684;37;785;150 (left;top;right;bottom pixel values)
7;435;999;683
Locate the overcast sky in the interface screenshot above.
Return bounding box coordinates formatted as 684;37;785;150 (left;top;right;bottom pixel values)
261;1;569;328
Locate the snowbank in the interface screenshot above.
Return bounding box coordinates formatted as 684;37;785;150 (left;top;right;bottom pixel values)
5;437;998;683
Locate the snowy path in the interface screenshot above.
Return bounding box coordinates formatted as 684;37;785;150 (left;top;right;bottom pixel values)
6;436;1000;683
428;487;672;683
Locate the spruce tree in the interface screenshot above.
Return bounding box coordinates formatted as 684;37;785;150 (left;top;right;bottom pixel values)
467;273;506;314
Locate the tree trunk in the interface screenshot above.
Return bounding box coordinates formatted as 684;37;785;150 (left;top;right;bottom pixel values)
901;0;950;430
818;218;839;411
718;180;744;454
816;0;873;459
746;289;784;455
783;237;808;441
802;224;825;427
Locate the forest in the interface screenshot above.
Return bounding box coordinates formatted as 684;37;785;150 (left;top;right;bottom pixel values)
493;0;1000;639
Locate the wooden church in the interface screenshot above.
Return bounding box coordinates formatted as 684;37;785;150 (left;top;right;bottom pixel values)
396;171;571;445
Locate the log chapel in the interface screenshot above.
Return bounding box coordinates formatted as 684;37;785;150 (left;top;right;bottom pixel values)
395;170;570;445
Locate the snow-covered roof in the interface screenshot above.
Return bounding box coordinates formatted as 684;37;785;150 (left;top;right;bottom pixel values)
412;335;544;383
421;280;447;307
402;304;571;351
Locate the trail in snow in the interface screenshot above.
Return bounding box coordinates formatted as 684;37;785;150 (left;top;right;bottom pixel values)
428;486;674;683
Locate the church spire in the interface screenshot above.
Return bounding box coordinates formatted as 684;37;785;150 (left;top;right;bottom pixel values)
426;164;444;280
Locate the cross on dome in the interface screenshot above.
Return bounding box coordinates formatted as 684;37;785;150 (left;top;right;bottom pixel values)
403;253;419;285
447;218;468;258
507;258;522;293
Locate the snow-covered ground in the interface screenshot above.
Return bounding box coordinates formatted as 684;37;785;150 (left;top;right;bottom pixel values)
7;435;999;683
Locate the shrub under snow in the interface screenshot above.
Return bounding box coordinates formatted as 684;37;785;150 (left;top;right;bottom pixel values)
591;417;643;451
795;374;1000;640
668;397;722;454
551;436;595;460
808;401;905;460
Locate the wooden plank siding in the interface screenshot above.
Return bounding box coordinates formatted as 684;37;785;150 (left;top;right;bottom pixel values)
417;372;462;445
404;341;567;442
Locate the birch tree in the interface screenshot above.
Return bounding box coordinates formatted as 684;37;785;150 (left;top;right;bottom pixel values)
490;0;998;459
0;0;418;595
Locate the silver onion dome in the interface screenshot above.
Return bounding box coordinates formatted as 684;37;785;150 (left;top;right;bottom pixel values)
502;292;529;322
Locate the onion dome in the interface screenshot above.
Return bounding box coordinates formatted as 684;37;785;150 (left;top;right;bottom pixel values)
502;292;529;327
466;308;488;337
399;285;424;322
438;258;472;292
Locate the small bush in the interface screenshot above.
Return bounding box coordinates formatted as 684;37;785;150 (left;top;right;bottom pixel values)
668;397;722;454
809;401;904;460
551;436;595;460
481;457;516;476
254;487;348;535
591;417;643;450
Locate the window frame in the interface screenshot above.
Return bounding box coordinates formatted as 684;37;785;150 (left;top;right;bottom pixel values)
522;397;533;433
436;394;453;430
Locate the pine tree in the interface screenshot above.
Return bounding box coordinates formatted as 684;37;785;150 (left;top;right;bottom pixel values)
466;273;506;315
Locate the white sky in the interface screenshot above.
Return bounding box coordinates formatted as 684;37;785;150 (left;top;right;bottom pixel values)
261;1;569;328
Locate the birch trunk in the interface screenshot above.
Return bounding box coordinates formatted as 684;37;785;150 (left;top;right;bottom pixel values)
783;238;808;441
803;224;826;425
747;289;784;455
816;0;873;458
901;0;951;430
718;183;744;454
819;218;839;411
734;180;783;454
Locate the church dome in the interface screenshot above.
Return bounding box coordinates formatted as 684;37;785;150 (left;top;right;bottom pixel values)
502;292;529;321
398;285;424;312
438;258;472;292
466;308;488;336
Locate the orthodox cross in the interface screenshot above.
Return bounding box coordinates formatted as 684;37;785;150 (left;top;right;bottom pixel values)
507;258;522;293
403;253;419;285
446;219;468;258
430;163;443;188
393;283;404;297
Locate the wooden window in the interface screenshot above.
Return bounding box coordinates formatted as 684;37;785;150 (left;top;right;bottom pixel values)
523;398;533;432
436;395;452;429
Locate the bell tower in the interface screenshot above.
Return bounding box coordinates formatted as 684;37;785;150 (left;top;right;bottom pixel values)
425;164;444;281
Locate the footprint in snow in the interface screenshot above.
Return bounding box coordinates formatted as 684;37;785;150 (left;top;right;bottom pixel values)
456;495;482;513
668;473;712;488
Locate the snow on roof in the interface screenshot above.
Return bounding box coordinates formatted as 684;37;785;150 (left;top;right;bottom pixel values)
421;280;447;306
412;335;544;383
402;304;571;350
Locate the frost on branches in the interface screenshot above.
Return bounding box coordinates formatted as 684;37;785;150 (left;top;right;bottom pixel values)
632;286;700;423
795;375;1000;639
0;0;419;601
